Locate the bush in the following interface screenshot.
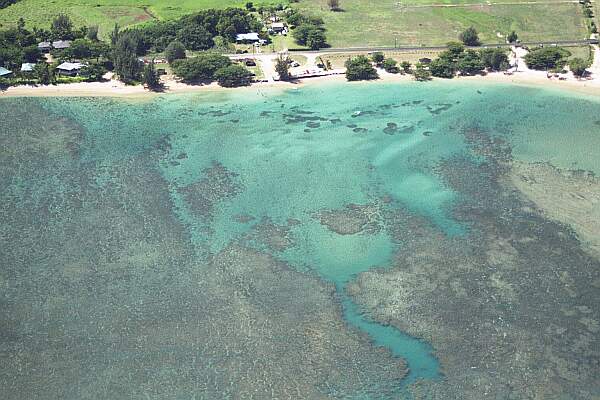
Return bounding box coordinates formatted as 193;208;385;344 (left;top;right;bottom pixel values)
524;47;571;70
400;61;411;73
413;63;431;81
165;40;186;63
569;57;589;77
383;58;399;73
507;31;518;43
371;52;384;66
214;64;253;87
345;55;378;81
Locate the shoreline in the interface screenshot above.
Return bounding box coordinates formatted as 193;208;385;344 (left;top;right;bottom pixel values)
2;69;600;98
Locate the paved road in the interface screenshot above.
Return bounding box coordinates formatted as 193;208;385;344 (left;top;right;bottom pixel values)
227;39;597;58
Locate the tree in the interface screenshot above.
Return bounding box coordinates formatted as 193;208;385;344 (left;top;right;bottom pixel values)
51;14;73;40
113;34;142;82
479;48;509;71
275;55;292;81
429;57;456;78
214;64;253;87
524;47;571;70
34;62;53;84
383;58;399;73
507;31;518;43
142;60;161;89
172;53;231;81
457;50;484;75
245;2;255;11
459;26;480;46
80;62;107;82
446;42;465;58
22;45;41;63
327;0;341;11
176;25;214;50
68;39;94;59
400;61;411;73
293;24;327;49
345;55;378;81
165;40;186;64
87;25;99;41
371;52;385;67
413;63;431;81
306;28;327;50
110;23;120;46
569;57;588;78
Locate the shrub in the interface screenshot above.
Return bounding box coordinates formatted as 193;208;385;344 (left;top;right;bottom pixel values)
383;58;399;73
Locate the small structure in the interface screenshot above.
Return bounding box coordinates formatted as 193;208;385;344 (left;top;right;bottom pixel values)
56;62;85;76
38;41;52;52
419;57;432;64
236;32;260;43
0;66;12;77
52;40;72;50
271;22;285;33
21;63;36;72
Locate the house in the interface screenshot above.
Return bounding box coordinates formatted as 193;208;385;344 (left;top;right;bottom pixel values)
56;62;85;76
235;32;260;43
271;22;285;33
0;67;12;77
52;40;72;50
21;63;36;72
38;41;52;52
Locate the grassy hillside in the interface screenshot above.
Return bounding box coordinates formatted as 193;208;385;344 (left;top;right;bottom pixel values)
0;0;589;47
0;0;280;37
295;0;588;47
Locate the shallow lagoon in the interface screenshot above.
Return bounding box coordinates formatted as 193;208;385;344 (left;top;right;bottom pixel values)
1;81;599;399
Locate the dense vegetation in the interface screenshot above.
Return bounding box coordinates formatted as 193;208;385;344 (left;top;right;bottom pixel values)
0;0;19;9
286;9;328;49
524;47;571;70
345;55;378;81
127;8;260;53
427;42;509;78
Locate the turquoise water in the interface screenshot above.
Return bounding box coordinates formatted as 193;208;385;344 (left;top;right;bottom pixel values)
3;81;600;398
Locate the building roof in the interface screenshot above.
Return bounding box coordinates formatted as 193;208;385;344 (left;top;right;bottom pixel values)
21;63;36;72
56;62;85;71
38;41;52;49
272;22;285;29
236;32;260;41
0;67;12;76
52;40;72;49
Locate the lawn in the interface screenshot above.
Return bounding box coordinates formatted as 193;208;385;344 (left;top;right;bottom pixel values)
294;0;588;47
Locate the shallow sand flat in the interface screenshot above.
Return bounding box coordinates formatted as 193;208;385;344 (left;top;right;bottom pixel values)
508;161;600;258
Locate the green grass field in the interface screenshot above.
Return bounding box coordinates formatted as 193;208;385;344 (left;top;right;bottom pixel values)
296;0;588;46
0;0;591;47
